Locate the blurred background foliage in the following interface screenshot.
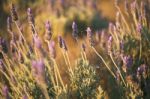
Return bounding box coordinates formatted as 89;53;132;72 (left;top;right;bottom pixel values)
0;0;119;39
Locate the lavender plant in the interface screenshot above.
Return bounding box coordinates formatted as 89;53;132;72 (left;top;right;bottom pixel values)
0;0;150;99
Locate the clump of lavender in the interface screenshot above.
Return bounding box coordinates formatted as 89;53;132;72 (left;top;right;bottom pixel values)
69;59;102;98
0;0;150;99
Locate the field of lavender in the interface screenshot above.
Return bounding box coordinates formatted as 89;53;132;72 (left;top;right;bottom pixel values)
0;0;150;99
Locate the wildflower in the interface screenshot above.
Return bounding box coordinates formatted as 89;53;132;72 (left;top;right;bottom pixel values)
7;16;12;32
137;64;147;75
86;27;94;46
27;8;35;33
72;21;78;39
2;85;10;99
58;35;63;48
32;59;45;77
136;64;148;80
22;95;28;99
27;8;34;25
33;34;42;49
45;21;52;41
81;43;86;52
62;39;68;51
10;4;18;21
137;23;142;34
123;55;133;68
48;41;56;58
0;59;4;70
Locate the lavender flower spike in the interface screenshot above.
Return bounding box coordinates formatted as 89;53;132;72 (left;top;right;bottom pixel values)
33;33;42;49
2;85;9;99
45;21;52;41
86;27;94;46
27;8;34;25
48;40;56;58
62;39;68;51
7;16;12;32
72;21;78;39
123;55;133;68
58;35;63;48
32;59;45;76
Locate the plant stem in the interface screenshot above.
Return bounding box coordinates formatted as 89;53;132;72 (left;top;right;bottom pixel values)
92;47;116;78
109;53;127;87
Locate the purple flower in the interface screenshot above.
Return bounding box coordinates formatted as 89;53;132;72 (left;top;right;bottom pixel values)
86;27;94;46
123;55;133;68
137;23;142;34
72;21;78;39
7;16;12;32
62;39;68;51
33;34;42;49
0;59;4;70
22;95;28;99
27;8;34;25
2;85;9;99
48;40;56;58
137;64;147;75
45;21;52;41
58;35;63;48
32;59;45;76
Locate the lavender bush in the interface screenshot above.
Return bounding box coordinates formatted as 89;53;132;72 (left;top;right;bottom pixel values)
0;0;150;99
